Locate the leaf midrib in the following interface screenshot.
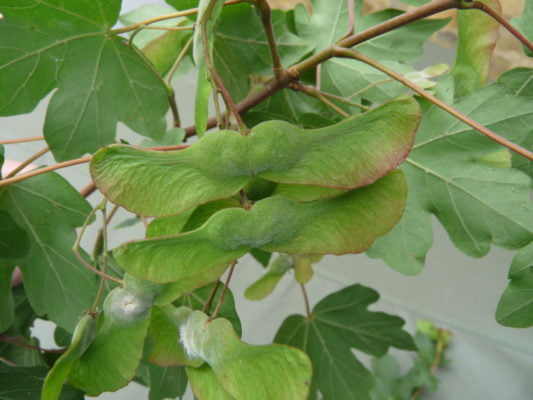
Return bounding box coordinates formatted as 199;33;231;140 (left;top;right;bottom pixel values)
405;158;532;234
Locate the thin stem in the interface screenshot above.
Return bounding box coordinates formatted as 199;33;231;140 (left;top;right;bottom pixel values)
238;189;252;209
0;156;91;186
211;260;238;319
92;203;112;310
80;182;97;198
316;64;322;91
138;25;195;32
318;90;369;111
184;0;460;137
0;335;65;354
4;147;49;178
128;25;194;47
292;83;350;117
0;144;190;187
253;0;284;79
141;216;149;228
460;1;533;53
334;47;533;160
166;35;194;85
73;200;124;286
214;90;224;128
295;82;369;112
168;93;181;128
337;0;458;49
202;280;221;313
347;78;393;100
0;136;44;145
201;0;247;132
92;204;119;260
337;0;355;41
111;0;244;35
0;356;18;367
299;283;311;318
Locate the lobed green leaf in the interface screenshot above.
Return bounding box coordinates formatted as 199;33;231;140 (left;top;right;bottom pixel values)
496;243;533;328
368;75;533;274
275;284;415;400
0;0;169;160
0;173;98;331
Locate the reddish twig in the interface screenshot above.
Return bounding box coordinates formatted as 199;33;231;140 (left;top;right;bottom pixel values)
253;0;285;79
0;136;44;145
460;1;533;53
0;335;65;354
211;260;238;319
183;0;460;137
334;47;533;160
0;144;190;187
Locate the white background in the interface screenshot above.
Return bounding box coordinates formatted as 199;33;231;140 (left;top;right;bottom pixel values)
1;1;532;399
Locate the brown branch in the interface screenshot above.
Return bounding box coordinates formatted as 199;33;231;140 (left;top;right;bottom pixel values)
337;0;458;49
0;335;65;354
0;136;44;145
333;47;533;160
184;0;460;137
460;1;533;53
253;0;284;79
80;182;97;198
